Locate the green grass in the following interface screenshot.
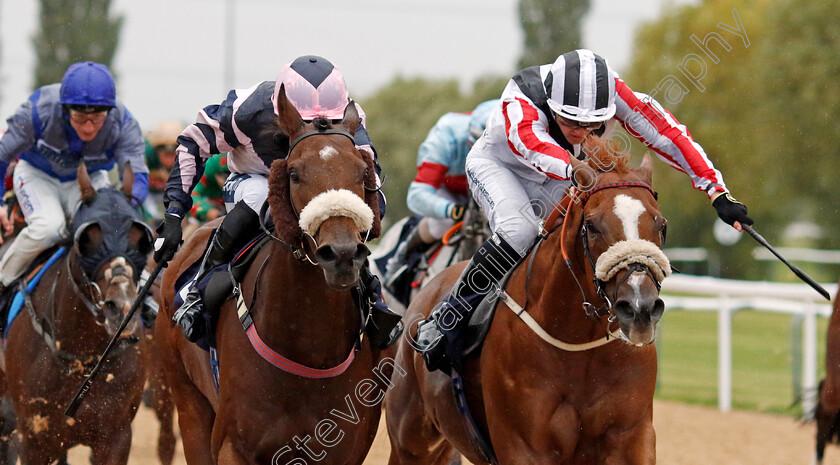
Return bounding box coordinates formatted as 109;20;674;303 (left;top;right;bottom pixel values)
654;310;829;416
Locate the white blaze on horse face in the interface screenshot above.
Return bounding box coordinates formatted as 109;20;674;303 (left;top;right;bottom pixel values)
319;145;339;161
612;194;646;241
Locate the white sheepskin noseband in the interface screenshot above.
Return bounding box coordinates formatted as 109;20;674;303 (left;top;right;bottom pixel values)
298;189;373;236
594;239;671;283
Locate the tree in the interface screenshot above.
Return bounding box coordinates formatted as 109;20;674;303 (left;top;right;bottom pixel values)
517;0;591;69
624;0;840;280
32;0;123;87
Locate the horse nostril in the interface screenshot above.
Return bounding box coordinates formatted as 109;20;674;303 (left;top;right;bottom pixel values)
354;244;370;261
613;300;635;321
651;298;665;322
315;246;337;264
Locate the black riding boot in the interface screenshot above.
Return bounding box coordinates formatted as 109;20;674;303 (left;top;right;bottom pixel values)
173;201;260;342
415;233;524;373
383;225;428;286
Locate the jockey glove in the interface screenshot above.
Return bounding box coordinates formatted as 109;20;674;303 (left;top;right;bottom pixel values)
154;213;183;264
712;193;754;227
449;204;466;221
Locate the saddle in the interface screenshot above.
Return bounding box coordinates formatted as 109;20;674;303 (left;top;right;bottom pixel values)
173;233;269;351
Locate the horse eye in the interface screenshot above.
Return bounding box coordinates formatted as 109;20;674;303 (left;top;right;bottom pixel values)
585;222;600;237
289;170;300;183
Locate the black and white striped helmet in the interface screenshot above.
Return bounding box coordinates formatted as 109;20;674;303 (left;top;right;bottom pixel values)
546;49;616;123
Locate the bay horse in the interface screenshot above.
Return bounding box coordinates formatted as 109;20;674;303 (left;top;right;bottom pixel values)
0;163;153;464
156;86;388;464
385;140;670;465
815;280;840;464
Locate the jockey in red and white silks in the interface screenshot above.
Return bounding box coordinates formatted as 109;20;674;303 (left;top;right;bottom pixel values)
466;48;729;256
414;49;753;374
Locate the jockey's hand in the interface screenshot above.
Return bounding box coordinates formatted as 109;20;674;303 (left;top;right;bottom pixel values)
449;204;466;221
712;192;753;232
0;204;11;244
154;213;183;264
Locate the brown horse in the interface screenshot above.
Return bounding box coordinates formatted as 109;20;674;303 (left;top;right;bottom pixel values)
140;255;177;465
815;281;840;464
156;86;389;464
0;164;153;464
385;141;669;465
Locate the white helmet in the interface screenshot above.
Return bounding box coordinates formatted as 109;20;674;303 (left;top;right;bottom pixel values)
546;49;616;123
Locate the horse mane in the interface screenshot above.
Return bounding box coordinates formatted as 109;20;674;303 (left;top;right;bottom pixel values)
582;135;631;175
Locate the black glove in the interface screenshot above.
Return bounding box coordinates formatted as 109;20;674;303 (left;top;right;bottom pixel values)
449;204;466;221
154;213;183;264
712;193;753;227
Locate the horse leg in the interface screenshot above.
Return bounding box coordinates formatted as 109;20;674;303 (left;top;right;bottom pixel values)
216;438;248;465
0;396;18;465
169;374;215;465
815;398;836;465
90;425;132;465
152;385;177;465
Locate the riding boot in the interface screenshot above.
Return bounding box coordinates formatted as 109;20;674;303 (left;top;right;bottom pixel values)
383;226;428;286
415;233;524;373
173;201;260;342
357;262;404;349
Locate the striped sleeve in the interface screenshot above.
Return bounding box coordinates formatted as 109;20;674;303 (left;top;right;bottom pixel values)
503;98;572;180
614;78;726;197
163;88;245;212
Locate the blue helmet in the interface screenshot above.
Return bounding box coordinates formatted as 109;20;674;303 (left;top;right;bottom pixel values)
59;61;116;108
468;99;499;141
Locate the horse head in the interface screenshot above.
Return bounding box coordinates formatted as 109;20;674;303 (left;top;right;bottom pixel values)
266;84;381;289
563;139;669;345
73;163;154;335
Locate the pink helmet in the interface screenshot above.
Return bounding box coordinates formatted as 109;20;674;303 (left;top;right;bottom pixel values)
272;55;350;120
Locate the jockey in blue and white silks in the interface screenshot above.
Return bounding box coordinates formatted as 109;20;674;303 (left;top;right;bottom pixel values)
0;61;148;290
414;49;754;374
383;100;497;284
154;55;394;344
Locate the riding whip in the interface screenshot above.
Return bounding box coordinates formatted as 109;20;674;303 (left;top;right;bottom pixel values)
742;224;831;301
65;260;166;418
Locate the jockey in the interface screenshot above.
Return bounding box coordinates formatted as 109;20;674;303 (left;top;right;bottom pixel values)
154;55;394;344
415;49;753;373
0;61;148;296
383;99;498;285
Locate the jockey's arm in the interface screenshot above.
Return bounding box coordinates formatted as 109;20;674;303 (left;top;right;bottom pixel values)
612;77;727;198
503;98;573;181
112;109;151;203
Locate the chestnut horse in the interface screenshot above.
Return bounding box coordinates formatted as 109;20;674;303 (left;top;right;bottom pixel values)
0;164;153;464
815;280;840;464
156;86;387;464
386;142;669;465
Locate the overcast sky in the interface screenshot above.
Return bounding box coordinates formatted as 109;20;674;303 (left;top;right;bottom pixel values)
0;0;695;131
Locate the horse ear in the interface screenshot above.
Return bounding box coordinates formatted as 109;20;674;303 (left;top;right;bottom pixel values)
121;162;135;197
339;101;361;136
267;159;303;244
77;163;97;204
638;152;654;185
274;83;306;140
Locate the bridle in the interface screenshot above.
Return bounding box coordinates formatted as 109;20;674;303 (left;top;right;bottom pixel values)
262;127;373;264
560;181;664;321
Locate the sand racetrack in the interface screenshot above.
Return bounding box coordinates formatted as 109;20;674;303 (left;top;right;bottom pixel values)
70;399;831;464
